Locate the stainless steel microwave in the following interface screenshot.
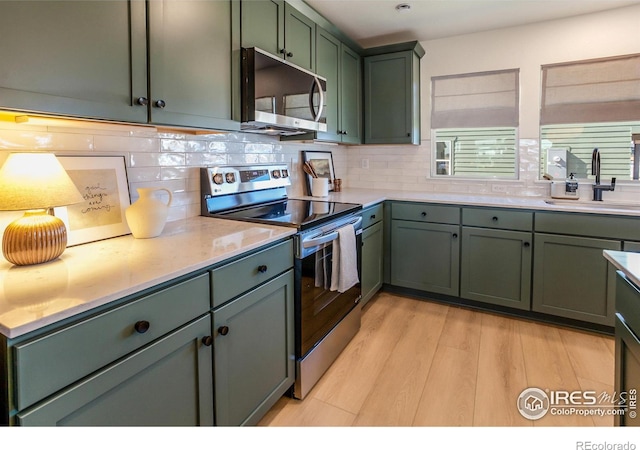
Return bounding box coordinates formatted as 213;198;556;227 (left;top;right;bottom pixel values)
241;47;327;135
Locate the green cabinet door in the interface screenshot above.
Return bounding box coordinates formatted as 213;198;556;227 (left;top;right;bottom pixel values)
214;270;295;426
340;44;362;144
532;233;620;326
460;227;532;310
17;316;214;426
315;27;341;142
241;0;284;57
283;2;316;71
361;221;384;306
364;46;421;145
0;0;147;123
147;0;237;130
316;27;362;144
390;220;460;296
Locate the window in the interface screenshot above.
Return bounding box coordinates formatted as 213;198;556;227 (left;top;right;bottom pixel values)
431;69;519;178
539;54;640;181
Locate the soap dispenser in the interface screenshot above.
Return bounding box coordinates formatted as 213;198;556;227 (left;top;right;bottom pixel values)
551;173;580;200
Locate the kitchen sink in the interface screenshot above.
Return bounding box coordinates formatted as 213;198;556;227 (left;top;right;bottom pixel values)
544;199;640;211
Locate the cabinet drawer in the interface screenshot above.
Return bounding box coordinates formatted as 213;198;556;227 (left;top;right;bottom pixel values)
462;207;533;231
211;239;293;308
391;202;460;224
616;272;640;337
362;203;384;229
14;273;210;411
535;212;640;240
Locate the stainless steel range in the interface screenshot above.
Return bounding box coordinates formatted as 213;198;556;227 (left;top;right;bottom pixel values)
201;164;362;399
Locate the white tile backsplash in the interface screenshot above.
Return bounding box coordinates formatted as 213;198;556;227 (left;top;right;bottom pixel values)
3;116;640;233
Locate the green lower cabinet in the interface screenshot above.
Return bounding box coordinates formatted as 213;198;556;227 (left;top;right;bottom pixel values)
361;220;384;306
390;220;460;296
17;316;214;426
614;272;640;426
460;227;532;310
213;270;294;426
532;233;620;326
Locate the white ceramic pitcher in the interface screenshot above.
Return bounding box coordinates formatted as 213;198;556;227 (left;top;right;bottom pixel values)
125;187;173;239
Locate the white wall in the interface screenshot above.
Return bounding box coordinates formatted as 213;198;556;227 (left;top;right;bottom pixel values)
347;3;640;196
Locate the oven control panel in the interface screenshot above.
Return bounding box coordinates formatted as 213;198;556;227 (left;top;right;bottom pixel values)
200;164;291;198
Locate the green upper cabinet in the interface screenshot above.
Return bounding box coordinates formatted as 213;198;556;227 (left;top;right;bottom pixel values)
316;27;361;144
0;0;237;131
363;41;424;145
241;0;315;72
241;0;285;60
0;0;148;123
147;0;237;130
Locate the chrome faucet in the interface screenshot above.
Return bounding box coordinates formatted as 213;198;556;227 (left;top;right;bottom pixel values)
591;148;616;201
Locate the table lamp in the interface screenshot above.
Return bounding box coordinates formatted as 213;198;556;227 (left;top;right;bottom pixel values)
0;153;84;265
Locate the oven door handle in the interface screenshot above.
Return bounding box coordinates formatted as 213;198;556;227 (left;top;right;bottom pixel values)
302;217;362;248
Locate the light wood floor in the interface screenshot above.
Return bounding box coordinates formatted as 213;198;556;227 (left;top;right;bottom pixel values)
258;291;616;427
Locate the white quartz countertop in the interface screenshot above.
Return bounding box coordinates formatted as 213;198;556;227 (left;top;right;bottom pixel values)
0;217;296;339
304;188;640;216
604;250;640;288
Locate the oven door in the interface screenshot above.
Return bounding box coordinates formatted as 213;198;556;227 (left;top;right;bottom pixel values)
295;230;362;359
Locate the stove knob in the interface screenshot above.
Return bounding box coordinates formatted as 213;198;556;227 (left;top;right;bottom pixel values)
282;169;289;178
272;169;281;179
212;173;224;185
225;172;236;183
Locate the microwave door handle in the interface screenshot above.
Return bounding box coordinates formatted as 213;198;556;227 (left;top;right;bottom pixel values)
308;77;324;123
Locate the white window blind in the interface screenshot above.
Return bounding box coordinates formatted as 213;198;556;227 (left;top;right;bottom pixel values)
431;69;519;129
541;54;640;125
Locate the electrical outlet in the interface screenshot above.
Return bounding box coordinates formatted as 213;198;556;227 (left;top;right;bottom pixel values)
361;158;369;169
491;184;508;193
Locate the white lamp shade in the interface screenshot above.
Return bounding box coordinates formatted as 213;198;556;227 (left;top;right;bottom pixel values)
0;153;84;211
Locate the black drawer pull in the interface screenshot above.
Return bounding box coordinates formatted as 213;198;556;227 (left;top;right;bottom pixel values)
257;265;268;274
218;326;229;336
421;212;427;217
154;99;166;109
524;242;531;248
136;97;148;106
134;320;150;334
370;214;376;220
201;336;213;346
492;216;498;221
452;233;458;239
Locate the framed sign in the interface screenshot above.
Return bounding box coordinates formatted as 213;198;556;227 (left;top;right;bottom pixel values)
54;155;131;246
302;150;336;194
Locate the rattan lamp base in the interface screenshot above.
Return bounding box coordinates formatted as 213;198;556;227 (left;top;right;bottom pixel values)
2;210;68;266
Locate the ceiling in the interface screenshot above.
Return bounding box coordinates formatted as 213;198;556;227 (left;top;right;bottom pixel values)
304;0;640;48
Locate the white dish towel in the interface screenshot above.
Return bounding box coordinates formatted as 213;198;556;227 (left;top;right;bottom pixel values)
330;224;359;293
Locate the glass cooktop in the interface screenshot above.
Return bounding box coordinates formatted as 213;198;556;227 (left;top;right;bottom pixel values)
214;198;361;230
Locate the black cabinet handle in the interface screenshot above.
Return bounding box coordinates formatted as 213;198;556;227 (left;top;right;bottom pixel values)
154;99;166;109
201;336;213;346
218;325;229;336
452;233;458;239
421;212;427;217
134;320;150;334
279;48;286;55
370;214;376;220
257;265;268;274
286;51;293;57
492;216;498;221
136;97;148;106
524;242;531;248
